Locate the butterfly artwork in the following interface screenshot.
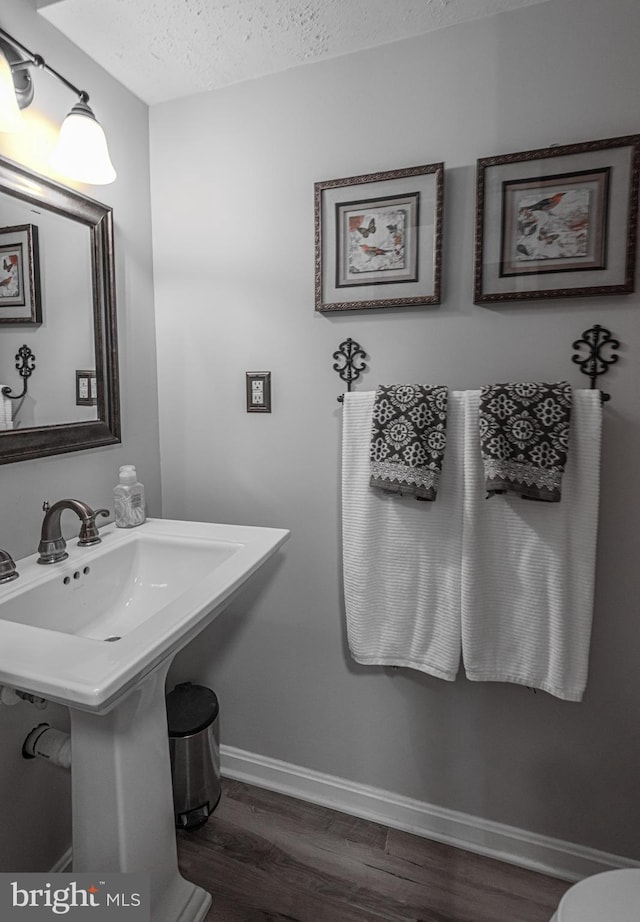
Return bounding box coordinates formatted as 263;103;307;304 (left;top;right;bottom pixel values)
0;251;20;298
317;163;441;309
357;218;376;238
344;206;409;277
348;215;376;238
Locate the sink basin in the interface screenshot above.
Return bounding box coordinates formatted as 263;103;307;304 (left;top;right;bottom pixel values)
1;531;240;639
0;517;289;712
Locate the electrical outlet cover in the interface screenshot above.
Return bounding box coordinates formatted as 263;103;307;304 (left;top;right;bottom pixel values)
246;371;271;412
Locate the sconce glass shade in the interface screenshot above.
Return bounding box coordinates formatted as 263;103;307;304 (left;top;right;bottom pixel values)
0;47;23;132
50;99;116;184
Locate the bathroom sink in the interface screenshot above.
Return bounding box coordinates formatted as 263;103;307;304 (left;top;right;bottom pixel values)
0;516;289;922
0;518;288;712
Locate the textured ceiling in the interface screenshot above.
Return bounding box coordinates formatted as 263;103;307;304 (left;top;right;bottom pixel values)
37;0;551;106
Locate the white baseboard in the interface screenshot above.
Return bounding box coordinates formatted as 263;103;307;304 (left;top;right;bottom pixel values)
221;744;639;884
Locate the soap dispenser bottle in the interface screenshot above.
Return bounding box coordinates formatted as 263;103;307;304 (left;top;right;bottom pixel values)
114;465;146;528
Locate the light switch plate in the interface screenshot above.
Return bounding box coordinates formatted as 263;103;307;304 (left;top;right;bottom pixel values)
246;371;271;413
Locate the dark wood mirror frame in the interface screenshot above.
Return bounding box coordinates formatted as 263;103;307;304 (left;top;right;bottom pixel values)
0;155;120;464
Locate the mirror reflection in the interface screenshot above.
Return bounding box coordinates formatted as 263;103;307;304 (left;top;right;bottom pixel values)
0;155;120;464
0;190;97;428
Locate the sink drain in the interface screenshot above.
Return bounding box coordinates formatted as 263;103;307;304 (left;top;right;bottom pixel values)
104;636;121;642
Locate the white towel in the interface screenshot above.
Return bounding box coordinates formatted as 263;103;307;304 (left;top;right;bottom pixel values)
461;389;601;701
0;388;13;431
341;391;464;680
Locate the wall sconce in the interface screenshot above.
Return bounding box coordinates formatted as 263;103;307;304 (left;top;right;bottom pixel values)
0;25;116;185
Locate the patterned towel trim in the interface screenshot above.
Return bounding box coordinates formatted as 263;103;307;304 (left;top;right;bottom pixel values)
484;459;563;501
484;459;563;490
370;460;441;500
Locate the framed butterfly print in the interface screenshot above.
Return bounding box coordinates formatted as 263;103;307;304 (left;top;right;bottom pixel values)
474;135;640;303
0;223;42;324
315;162;444;311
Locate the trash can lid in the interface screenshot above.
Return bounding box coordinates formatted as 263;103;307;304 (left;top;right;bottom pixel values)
166;682;219;737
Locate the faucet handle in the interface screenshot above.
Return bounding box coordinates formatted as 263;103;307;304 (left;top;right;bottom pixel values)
77;508;110;547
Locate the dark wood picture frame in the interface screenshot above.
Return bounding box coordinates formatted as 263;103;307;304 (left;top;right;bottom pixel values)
474;135;640;303
315;163;444;312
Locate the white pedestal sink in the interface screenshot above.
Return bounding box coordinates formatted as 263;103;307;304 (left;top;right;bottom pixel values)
0;518;289;922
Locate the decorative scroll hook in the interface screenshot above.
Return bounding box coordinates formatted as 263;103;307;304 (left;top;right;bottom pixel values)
2;344;36;400
571;325;619;403
333;338;367;403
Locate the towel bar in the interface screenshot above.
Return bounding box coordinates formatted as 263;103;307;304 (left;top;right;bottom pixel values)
332;325;620;405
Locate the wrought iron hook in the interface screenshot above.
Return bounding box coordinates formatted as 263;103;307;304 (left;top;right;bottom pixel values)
2;344;36;400
571;324;619;403
333;338;367;402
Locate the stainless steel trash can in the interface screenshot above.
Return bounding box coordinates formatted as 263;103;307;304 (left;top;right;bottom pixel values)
166;682;221;829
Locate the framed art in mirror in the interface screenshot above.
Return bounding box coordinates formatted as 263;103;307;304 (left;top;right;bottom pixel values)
0;223;41;324
315;162;444;311
474;135;640;303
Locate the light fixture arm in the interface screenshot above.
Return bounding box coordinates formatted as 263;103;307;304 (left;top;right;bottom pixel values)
0;23;115;184
0;26;89;107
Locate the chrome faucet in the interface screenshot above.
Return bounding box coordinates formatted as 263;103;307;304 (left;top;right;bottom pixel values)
0;548;19;583
37;500;110;565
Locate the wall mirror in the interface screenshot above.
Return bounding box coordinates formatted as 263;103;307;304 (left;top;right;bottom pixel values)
0;154;119;463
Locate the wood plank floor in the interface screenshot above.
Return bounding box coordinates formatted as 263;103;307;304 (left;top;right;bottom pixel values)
176;779;570;922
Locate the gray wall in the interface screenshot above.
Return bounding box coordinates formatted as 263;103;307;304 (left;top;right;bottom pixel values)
0;0;160;870
152;0;640;859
